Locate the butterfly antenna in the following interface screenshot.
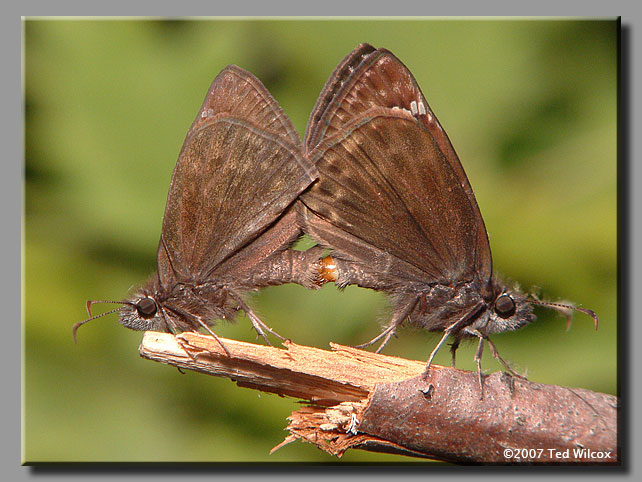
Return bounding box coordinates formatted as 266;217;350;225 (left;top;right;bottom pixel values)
528;299;598;331
74;300;135;343
86;300;129;317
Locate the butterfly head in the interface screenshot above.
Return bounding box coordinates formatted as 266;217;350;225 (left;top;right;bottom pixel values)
72;276;171;342
118;291;168;333
480;279;598;336
480;283;536;336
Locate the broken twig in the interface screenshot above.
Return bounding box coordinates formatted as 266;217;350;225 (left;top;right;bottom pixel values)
139;331;618;464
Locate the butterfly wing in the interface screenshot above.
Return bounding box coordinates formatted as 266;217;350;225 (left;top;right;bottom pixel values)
302;45;492;289
305;43;377;152
158;66;317;288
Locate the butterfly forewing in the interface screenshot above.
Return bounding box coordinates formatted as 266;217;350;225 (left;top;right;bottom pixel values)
305;43;377;152
187;65;302;148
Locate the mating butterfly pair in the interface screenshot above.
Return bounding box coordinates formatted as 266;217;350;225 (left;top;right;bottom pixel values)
74;44;597;384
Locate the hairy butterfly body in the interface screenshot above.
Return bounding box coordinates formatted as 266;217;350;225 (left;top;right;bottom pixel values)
74;65;321;349
299;44;597;394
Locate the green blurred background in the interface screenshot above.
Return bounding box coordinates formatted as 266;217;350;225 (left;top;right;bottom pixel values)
23;19;617;463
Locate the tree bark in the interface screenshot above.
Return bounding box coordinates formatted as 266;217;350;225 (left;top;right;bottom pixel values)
139;331;618;464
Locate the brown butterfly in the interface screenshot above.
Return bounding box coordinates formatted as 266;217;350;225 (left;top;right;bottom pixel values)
299;44;598;392
73;65;321;352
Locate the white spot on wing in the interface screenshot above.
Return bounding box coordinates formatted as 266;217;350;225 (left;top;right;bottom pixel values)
410;100;418;116
418;101;426;115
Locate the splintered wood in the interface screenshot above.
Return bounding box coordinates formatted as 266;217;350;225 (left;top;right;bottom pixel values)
139;331;425;404
139;331;618;464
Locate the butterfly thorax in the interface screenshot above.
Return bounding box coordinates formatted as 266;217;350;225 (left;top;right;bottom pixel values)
407;277;535;338
409;281;487;333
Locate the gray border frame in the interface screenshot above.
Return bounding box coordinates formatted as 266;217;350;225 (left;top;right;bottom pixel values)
10;5;637;481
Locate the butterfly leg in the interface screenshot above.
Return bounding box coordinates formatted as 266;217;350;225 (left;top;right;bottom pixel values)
228;290;286;346
473;335;485;399
486;337;525;379
423;311;470;377
423;329;452;377
158;304;231;356
193;318;232;357
354;324;395;350
355;296;419;353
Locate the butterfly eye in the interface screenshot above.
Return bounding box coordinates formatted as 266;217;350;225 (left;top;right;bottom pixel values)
136;298;157;317
495;294;516;318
